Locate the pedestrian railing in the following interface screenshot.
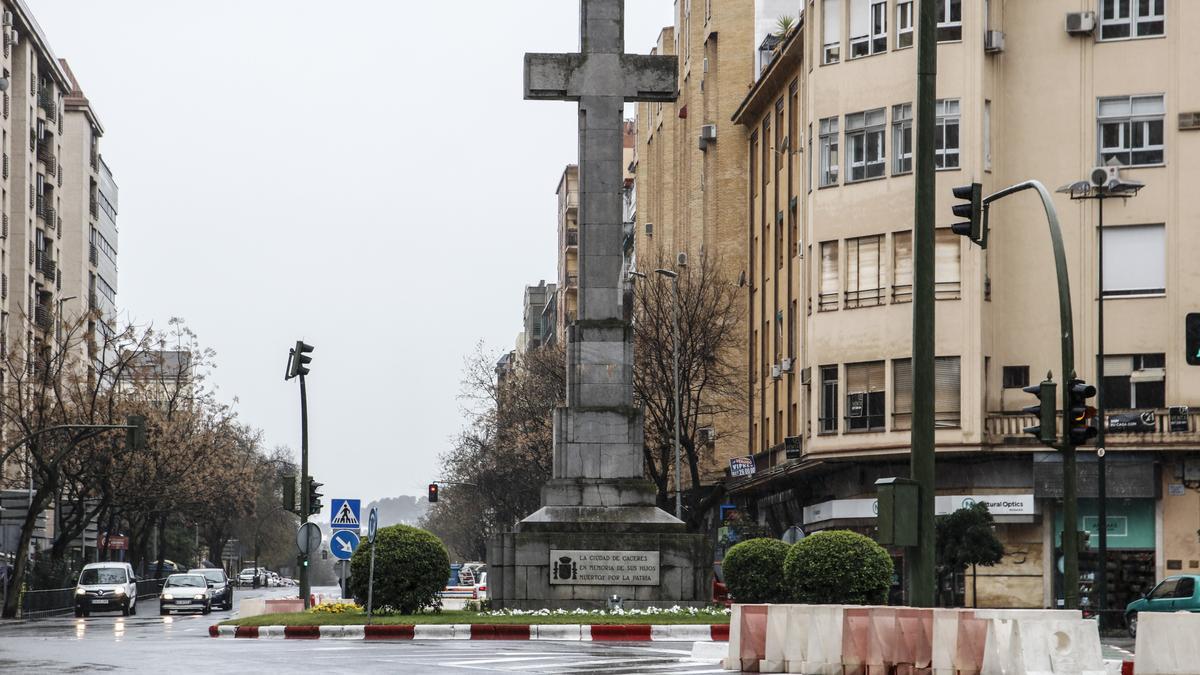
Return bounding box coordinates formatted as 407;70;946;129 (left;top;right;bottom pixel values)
16;578;167;618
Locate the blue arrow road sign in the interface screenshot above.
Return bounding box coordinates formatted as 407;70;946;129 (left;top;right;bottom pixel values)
330;529;360;561
330;499;361;530
367;507;378;544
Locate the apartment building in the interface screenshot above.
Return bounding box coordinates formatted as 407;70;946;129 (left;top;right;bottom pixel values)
554;164;578;346
633;0;755;487
0;1;119;556
726;0;1200;611
60;58;117;352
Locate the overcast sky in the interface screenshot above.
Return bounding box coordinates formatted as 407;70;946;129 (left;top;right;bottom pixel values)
31;1;675;512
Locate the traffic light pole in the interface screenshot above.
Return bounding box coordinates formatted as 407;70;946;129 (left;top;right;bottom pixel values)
1096;195;1108;627
299;371;311;609
907;0;937;609
982;179;1081;609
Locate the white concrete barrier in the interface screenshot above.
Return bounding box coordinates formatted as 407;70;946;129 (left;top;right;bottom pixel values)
1134;611;1200;675
319;625;365;639
802;605;844;675
533;624;585;641
982;616;1104;675
413;624;472;639
237;598;266;618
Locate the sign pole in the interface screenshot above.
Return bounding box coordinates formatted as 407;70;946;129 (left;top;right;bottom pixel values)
366;507;378;625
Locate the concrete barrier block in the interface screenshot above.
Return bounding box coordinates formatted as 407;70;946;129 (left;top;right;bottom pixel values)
894;608;934;671
1134;612;1200;675
955;613;990;675
725;604;769;672
759;605;790;673
803;605;845;675
237;598;266;618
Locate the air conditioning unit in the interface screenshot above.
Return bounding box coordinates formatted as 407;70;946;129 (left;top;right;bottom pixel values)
698;427;716;445
2;11;12;26
771;364;782;380
984;30;1005;53
645;222;654;237
800;367;812;385
1180;112;1200;131
677;251;688;267
781;357;794;373
5;29;17;46
1090;165;1119;188
698;124;717;151
1065;11;1096;35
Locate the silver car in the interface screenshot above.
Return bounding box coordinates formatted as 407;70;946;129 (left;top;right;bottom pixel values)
159;574;212;615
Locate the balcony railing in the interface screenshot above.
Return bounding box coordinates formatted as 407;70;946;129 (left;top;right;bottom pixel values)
986;409;1200;446
565;229;579;247
565;274;578;288
89;197;99;219
34;304;53;331
37;87;54;113
41;257;56;280
42;205;55;230
89;243;98;265
844;288;884;309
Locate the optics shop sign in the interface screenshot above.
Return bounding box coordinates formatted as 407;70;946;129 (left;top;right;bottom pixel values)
548;550;660;586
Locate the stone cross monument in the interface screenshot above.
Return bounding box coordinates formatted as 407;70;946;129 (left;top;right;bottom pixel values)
489;0;710;610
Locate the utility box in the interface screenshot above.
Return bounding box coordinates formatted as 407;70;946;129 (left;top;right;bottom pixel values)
875;477;920;547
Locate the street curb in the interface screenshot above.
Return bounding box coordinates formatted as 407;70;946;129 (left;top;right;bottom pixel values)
208;623;729;642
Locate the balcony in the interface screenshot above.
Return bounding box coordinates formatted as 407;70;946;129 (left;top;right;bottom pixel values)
42;205;55;230
565;273;578;288
565;229;578;248
34;304;53;332
37;87;54;114
89;243;98;265
89;197;99;219
37;142;54;170
986;409;1200;448
41;257;56;280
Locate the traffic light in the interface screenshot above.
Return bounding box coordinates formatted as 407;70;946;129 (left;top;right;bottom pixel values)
282;475;297;515
1022;376;1058;445
286;341;314;380
950;183;984;247
308;478;324;516
428;483;439;503
1187;313;1200;366
1067;378;1099;446
126;415;147;451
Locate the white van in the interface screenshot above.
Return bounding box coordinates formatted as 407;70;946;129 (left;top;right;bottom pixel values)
75;562;138;617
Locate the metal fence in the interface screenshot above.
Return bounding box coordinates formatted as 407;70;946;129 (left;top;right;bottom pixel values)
18;578;166;618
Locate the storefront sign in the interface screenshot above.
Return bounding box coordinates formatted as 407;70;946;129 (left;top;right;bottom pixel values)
729;456;756;478
1054;498;1155;550
1107;411;1156;433
99;534;128;550
804;495;1036;526
784;436;802;460
1168;483;1187;497
1169;406;1190;433
548;550;660;586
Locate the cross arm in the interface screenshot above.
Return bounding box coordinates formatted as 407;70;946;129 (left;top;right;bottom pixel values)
525;53;585;101
619;54;678;103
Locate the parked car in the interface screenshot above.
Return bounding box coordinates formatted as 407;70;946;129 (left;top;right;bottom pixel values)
1125;575;1199;637
473;572;488;601
189;568;233;611
75;562;139;617
159;574;212;615
237;567;268;587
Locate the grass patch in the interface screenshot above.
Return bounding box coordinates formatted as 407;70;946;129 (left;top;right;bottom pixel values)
222;609;730;627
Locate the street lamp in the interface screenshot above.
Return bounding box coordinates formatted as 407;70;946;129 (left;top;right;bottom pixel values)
629;266;685;521
56;295;76;343
1058;168;1143;628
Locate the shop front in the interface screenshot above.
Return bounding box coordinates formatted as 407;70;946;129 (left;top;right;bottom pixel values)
1052;498;1157;615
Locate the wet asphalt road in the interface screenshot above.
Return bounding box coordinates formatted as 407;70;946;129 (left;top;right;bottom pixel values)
0;586;722;674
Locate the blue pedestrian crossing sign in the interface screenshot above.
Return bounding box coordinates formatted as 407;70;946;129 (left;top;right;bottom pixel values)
330;529;360;561
330;499;361;530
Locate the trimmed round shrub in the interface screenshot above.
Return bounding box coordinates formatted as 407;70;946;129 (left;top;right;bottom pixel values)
723;538;791;603
348;525;450;614
783;530;894;605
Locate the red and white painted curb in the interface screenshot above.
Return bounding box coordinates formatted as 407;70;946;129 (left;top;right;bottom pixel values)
209;623;730;642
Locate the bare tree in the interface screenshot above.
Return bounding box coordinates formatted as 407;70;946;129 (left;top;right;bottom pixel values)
632;253;745;523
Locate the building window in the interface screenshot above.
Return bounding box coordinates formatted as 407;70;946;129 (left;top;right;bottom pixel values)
808;123;814;193
846;361;886;432
893;231;913;303
983;99;992;171
823;0;842;64
892;103;912;174
896;0;913;48
1102;224;1165;296
936;228;962;298
846;108;886;182
893;357;962;430
845;235;883;308
819;365;839;434
936;0;962;41
850;0;887;58
819;241;840;311
935;99;960;169
1098;95;1165;167
1003;366;1030;389
1100;0;1164;40
1103;354;1165;410
819;117;840;186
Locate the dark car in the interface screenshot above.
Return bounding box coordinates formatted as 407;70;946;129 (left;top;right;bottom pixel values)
189;568;233;611
1124;575;1200;637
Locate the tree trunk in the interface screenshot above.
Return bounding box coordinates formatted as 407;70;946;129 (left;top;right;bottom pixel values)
2;485;54;618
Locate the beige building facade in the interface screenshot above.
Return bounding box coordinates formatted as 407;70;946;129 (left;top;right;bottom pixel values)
726;0;1200;612
634;0;756;487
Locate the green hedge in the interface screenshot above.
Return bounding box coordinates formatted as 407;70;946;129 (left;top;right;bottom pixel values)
783;530;893;605
723;538;791;603
348;525;449;614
